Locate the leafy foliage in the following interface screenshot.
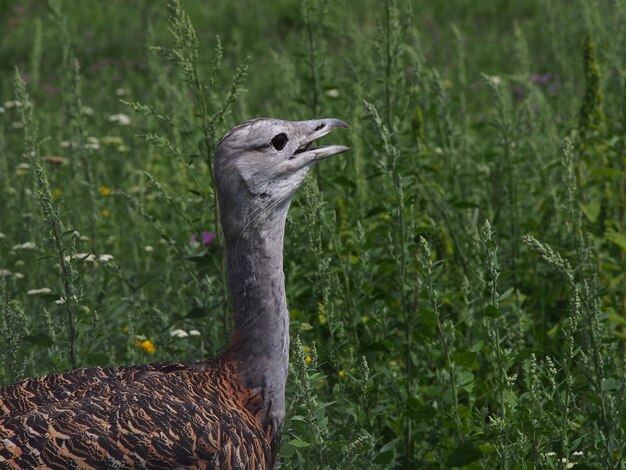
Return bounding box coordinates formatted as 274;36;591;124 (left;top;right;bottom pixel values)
0;0;625;468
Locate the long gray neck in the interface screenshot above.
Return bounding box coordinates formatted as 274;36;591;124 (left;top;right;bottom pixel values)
223;204;290;432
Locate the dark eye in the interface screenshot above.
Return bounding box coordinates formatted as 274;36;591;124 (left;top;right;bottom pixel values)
271;133;289;151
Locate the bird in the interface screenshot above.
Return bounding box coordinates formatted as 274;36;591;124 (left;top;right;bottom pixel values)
0;118;349;469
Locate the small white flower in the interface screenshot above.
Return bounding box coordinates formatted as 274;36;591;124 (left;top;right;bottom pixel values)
144;245;154;253
13;272;24;279
189;330;201;336
0;106;5;113
27;287;52;296
489;75;502;86
0;269;12;277
116;88;129;97
4;100;22;109
60;140;72;148
170;329;189;338
109;113;131;126
325;88;340;98
74;253;96;263
12;241;36;250
572;451;583;457
85;137;100;151
55;298;66;305
0;232;5;239
98;254;114;263
81;106;94;116
544;452;556;457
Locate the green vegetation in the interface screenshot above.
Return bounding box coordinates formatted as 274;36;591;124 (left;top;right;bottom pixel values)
1;0;625;467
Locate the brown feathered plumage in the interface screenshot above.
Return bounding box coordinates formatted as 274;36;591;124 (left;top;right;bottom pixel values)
0;118;349;469
0;357;272;468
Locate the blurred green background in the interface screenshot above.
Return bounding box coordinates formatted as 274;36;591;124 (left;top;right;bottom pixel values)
0;0;625;468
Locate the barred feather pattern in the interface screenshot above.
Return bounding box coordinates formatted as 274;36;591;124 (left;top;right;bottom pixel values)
0;358;274;469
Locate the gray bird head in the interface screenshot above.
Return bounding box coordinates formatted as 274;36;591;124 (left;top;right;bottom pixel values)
215;118;349;238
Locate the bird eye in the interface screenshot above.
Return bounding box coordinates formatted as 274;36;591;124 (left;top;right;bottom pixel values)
270;133;289;151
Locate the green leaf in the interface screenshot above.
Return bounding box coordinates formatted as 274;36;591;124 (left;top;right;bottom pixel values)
608;313;626;326
457;370;475;392
605;230;626;252
602;377;619;392
288;438;311;448
484;305;500;318
446;440;483;467
579;200;600;223
498;287;514;302
453;351;477;368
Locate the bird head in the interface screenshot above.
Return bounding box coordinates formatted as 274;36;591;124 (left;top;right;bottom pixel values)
215;118;349;235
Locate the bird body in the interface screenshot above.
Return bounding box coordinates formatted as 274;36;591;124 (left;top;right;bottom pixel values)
0;358;272;469
0;118;349;469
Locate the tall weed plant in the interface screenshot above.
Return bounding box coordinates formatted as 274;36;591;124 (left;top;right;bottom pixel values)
0;0;624;468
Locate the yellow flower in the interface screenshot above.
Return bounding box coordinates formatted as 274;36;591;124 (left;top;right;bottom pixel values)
102;209;111;217
338;370;345;378
303;345;311;352
305;355;312;364
52;188;63;199
135;339;156;354
122;325;129;333
99;186;112;197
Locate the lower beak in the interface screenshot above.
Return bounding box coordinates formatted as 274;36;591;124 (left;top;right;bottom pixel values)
307;144;351;161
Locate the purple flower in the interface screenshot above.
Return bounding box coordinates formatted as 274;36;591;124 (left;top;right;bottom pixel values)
530;73;552;86
44;85;59;96
192;231;216;247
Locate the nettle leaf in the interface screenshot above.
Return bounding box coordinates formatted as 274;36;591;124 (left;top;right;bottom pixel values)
446;440;482;467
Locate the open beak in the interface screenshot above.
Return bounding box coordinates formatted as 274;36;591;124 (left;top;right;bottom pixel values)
291;118;350;162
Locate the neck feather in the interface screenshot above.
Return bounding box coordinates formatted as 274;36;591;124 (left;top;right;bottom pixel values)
223;205;290;431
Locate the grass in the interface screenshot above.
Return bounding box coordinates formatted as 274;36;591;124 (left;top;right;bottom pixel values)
1;0;625;468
